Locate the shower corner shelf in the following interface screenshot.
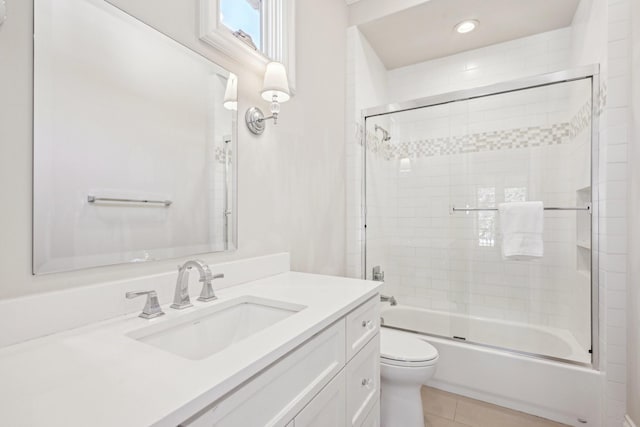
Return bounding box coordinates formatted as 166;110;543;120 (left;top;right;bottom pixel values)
576;241;591;250
577;269;590;280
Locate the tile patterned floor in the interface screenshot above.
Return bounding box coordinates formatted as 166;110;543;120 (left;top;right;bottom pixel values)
421;387;570;427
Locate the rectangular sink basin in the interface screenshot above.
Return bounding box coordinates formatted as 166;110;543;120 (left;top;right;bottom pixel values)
127;296;306;360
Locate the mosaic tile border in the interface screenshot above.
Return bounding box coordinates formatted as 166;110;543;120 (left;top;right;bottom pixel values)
214;147;231;164
360;99;593;161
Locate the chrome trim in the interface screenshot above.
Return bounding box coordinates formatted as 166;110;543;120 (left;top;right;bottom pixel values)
362;65;600;118
372;265;385;281
380;294;397;306
126;290;165;319
590;71;600;370
382;325;592;369
171;260;222;309
88;195;172;207
245;107;267;135
361;110;368;280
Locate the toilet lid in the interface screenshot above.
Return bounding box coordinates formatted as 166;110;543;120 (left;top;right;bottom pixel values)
380;328;438;363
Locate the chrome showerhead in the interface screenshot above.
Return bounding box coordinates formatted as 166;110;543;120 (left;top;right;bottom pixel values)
374;124;391;142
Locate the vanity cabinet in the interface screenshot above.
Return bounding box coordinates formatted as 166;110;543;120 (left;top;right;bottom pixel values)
293;370;346;427
181;296;380;427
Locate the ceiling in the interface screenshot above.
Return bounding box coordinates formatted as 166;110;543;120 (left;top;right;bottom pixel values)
357;0;580;69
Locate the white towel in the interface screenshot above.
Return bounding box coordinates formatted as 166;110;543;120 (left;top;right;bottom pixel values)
498;201;544;260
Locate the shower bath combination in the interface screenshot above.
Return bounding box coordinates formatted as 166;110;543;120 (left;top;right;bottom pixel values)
363;66;599;367
361;65;601;425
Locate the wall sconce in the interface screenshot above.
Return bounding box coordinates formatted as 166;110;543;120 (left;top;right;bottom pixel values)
223;73;238;111
245;61;290;135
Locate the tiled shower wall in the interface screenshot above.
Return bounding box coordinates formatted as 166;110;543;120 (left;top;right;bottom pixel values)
571;0;631;424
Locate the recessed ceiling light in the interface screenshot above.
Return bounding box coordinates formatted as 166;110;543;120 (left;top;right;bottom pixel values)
455;20;479;34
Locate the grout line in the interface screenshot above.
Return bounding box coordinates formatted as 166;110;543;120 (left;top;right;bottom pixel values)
453;396;460;423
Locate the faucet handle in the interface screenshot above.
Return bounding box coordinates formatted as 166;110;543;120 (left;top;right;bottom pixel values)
126;290;165;319
197;273;224;302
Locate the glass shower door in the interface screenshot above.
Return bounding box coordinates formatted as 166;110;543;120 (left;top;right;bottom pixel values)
365;76;593;364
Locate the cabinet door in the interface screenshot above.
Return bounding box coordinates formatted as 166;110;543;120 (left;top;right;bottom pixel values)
346;334;380;427
294;369;346;427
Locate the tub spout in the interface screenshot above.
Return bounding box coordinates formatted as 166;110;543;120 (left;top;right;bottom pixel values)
381;294;397;306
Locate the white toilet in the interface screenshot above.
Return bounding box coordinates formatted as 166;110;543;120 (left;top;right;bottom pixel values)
380;328;439;427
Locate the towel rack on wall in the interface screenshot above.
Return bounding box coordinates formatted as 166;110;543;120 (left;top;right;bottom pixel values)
450;203;591;213
87;195;172;207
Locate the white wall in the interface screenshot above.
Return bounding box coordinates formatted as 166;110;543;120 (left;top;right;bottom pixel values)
387;28;572;103
0;0;348;299
627;0;640;422
345;28;388;279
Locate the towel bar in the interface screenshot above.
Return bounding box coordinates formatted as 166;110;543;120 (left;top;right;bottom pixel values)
451;204;591;213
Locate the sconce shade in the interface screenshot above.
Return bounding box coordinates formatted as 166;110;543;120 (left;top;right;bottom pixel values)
223;73;238;111
261;62;290;102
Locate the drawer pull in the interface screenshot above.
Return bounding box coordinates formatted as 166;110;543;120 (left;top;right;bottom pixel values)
361;320;374;330
361;378;373;389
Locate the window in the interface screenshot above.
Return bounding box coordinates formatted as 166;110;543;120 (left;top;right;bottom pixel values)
504;187;527;202
477;187;496;247
220;0;262;50
200;0;296;92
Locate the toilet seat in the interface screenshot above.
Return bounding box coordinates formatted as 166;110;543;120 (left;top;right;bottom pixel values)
381;328;438;367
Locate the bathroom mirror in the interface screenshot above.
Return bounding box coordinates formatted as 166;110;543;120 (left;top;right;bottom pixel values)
33;0;238;274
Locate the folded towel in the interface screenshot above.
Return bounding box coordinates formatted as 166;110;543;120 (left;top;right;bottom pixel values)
498;201;544;260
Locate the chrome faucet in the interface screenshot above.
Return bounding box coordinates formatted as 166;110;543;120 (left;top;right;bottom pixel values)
372;266;385;282
380;294;397;306
171;260;224;310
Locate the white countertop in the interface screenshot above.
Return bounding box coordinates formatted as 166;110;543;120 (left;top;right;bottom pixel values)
0;272;381;427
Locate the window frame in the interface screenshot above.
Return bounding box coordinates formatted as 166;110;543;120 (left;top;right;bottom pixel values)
199;0;296;93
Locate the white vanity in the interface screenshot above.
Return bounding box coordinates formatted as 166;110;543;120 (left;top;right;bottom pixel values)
0;257;381;427
182;291;380;427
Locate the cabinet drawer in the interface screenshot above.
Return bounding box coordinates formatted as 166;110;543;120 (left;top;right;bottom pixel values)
182;320;346;427
346;334;380;427
294;369;346;427
346;296;379;361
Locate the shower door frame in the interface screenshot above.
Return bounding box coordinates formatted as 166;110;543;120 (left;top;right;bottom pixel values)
361;65;601;369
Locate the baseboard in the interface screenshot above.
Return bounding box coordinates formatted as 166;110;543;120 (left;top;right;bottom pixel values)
624;415;638;427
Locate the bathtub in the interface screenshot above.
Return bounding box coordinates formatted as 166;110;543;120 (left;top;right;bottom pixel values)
380;304;590;364
381;305;603;427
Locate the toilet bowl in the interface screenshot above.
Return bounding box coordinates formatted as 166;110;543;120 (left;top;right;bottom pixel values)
380;328;439;427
